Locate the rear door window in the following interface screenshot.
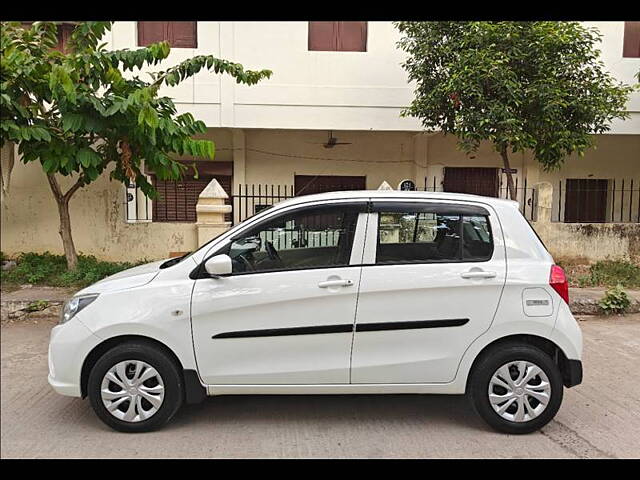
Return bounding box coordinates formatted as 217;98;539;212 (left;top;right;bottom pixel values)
374;204;493;264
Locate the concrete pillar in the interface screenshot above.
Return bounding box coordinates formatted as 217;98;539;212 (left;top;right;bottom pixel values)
219;23;235;127
196;178;232;247
412;133;429;188
232;129;246;187
231;129;246;225
533;181;553;223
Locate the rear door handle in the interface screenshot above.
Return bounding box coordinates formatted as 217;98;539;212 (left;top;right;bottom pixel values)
318;279;353;288
461;270;497;279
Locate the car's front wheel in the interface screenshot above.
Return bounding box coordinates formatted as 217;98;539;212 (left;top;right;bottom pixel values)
469;343;564;434
88;342;183;433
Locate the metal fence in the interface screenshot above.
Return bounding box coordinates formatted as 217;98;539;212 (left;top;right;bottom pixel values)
130;177;640;226
231;184;296;225
124;181;152;223
422;176;537;221
231;179;539;225
497;178;537;222
554;178;640;223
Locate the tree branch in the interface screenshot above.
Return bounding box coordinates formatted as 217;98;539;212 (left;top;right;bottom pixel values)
46;172;85;203
64;175;85;201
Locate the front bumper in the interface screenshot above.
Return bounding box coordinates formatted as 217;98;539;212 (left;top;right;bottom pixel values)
47;316;102;397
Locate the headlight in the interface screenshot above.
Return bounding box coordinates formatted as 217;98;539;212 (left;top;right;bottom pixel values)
60;294;99;324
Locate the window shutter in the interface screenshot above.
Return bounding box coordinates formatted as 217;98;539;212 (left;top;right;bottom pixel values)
21;22;74;52
337;22;367;52
138;21;169;46
152;175;232;223
169;22;197;48
308;22;337;51
623;22;640;58
56;24;74;52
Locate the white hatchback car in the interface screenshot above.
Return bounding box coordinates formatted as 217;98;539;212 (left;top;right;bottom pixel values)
48;190;582;434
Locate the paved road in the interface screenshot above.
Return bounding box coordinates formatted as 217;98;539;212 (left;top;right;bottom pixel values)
1;315;639;458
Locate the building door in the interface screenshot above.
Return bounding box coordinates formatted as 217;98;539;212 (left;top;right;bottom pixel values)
564;179;608;223
443;167;499;198
294;175;366;196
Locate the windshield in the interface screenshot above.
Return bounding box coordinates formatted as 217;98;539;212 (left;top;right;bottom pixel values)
160;204;277;268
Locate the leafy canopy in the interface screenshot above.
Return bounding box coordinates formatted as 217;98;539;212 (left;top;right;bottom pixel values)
395;21;634;170
0;21;272;196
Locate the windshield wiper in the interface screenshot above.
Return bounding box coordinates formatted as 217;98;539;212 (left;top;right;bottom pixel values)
159;252;191;269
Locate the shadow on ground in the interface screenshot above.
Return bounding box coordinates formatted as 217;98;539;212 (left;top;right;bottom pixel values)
167;393;486;432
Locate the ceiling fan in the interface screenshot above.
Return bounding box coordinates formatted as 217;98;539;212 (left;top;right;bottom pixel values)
306;130;353;149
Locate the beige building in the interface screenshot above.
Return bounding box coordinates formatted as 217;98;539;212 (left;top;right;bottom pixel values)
1;22;639;262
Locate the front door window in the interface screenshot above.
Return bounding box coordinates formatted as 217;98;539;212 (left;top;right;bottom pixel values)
225;205;360;274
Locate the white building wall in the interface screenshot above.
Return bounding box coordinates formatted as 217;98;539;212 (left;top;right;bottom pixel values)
582;22;640;134
105;21;640;134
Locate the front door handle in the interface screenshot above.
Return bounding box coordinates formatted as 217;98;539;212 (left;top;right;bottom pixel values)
318;279;353;288
461;270;497;279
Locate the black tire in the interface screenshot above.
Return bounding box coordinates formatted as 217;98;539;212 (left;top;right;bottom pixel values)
469;343;563;434
88;341;183;433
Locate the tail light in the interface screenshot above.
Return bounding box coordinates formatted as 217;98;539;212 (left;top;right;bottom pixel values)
549;265;569;304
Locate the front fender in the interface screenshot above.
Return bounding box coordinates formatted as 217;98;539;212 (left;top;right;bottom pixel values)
75;278;198;371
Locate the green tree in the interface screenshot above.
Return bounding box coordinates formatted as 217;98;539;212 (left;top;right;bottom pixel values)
1;21;271;269
395;21;634;200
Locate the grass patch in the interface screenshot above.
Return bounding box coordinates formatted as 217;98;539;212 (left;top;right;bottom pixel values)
598;284;631;315
0;252;146;289
25;300;50;312
575;259;640;288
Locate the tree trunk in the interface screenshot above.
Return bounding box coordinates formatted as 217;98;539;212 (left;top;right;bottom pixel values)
55;196;78;270
499;145;517;201
46;173;81;270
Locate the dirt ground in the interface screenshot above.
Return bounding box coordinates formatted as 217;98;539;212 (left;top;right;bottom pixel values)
1;314;639;458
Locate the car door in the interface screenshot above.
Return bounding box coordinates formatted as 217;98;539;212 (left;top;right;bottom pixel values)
350;200;506;384
191;201;368;385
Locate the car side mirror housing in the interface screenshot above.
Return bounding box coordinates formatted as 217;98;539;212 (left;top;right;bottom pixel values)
204;254;232;277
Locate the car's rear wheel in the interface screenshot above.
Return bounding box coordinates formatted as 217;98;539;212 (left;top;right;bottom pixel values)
469;343;563;434
88;342;183;433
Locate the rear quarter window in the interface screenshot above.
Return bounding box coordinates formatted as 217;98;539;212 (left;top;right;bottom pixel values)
461;215;493;261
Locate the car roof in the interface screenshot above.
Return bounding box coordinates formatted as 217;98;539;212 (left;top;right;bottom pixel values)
274;190;519;210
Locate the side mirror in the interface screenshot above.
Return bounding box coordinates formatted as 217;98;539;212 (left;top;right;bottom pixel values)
204;254;232;277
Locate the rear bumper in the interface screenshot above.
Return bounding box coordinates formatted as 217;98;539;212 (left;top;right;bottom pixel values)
563;359;583;388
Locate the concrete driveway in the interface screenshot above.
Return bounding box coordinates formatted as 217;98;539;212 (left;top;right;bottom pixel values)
1;315;639;459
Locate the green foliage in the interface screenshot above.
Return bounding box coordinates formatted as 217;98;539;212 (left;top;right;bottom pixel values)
25;300;49;312
395;21;634;171
0;251;145;288
0;21;272;198
576;259;640;288
598;284;631;315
